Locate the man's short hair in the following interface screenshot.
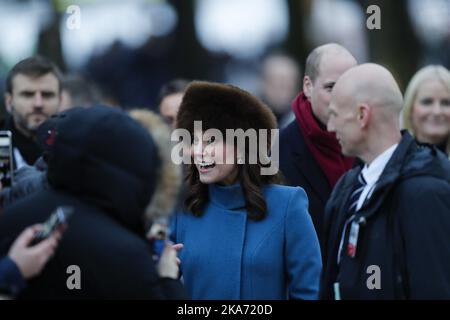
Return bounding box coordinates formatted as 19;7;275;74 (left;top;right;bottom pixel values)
304;43;352;83
157;79;190;105
304;47;326;84
5;56;63;94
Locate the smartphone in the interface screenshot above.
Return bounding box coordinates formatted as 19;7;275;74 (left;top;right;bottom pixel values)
0;131;13;188
31;206;74;246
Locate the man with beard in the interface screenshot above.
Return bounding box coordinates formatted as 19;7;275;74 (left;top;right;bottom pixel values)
3;57;62;169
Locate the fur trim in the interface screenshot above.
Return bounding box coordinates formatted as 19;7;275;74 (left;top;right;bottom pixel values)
128;109;182;225
176;81;277;134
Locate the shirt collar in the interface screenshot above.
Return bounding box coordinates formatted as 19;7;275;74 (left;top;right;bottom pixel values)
361;144;398;186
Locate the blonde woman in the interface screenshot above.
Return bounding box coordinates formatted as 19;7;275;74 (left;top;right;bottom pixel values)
402;65;450;155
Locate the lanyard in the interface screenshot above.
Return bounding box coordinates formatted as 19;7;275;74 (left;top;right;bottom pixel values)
337;214;355;265
337;215;367;264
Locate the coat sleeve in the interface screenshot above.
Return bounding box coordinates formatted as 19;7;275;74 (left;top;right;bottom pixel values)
322;174;346;258
98;240;189;299
0;165;47;208
0;256;26;296
285;187;322;300
319;173;350;300
397;178;450;299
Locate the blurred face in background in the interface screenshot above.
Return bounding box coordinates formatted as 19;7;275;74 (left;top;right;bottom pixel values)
262;55;300;114
411;79;450;145
5;73;61;137
191;130;239;185
59;89;73;112
159;92;184;129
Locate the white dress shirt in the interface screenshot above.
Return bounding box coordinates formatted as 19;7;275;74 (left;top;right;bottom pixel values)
356;144;398;211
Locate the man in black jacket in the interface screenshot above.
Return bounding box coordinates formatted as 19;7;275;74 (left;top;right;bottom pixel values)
0;106;186;299
2;56;62;169
321;63;450;299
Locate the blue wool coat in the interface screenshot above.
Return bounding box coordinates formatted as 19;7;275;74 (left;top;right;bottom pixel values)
171;183;322;300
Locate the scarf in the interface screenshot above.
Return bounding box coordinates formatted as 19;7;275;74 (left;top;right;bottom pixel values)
292;92;354;187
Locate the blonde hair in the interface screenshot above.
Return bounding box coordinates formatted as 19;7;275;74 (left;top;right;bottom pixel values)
128;109;183;224
402;65;450;136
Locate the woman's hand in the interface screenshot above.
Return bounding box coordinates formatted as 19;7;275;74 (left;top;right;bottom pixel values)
157;243;183;279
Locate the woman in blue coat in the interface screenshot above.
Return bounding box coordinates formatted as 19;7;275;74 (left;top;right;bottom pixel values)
171;81;322;300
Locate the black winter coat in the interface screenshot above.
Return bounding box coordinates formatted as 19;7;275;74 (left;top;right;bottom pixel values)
279;120;331;251
321;133;450;299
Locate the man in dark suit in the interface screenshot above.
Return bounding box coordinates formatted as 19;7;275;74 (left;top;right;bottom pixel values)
279;43;357;251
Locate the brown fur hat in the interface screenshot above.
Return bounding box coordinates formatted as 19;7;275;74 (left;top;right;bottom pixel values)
176;81;277;134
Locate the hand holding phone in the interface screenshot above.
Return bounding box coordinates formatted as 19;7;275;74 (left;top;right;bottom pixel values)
30;206;73;246
8;224;60;280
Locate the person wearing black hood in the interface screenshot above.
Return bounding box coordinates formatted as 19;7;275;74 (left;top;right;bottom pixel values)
0;105;186;299
321;64;450;299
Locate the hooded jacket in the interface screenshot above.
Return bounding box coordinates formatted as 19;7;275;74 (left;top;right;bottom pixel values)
0;106;186;299
321;132;450;299
0;109;183;217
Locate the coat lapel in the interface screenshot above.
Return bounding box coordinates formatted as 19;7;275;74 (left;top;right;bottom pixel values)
292;124;331;204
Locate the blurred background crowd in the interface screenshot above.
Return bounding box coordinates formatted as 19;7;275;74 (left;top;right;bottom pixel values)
0;0;449;123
